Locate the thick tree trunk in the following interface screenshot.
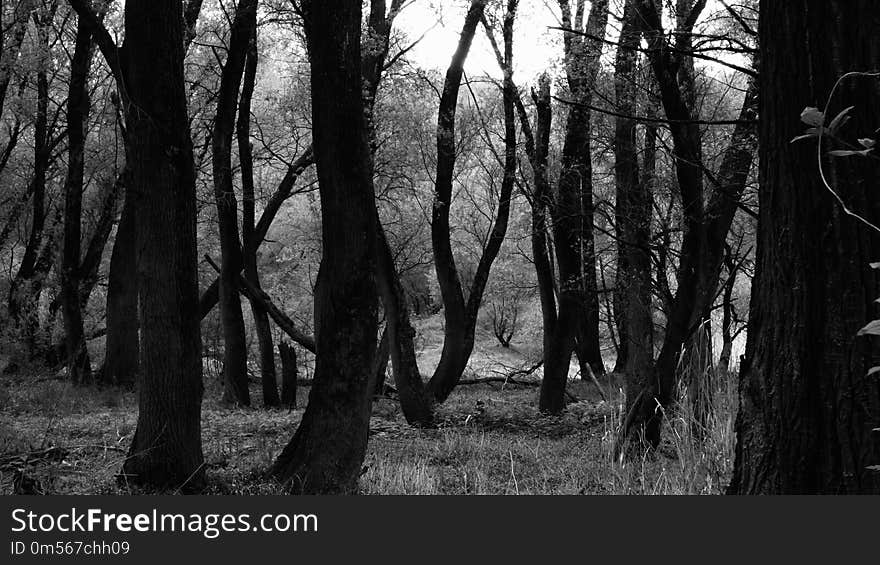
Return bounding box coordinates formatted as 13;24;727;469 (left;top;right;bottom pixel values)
118;0;205;491
614;0;654;411
101;190;138;387
270;0;379;494
213;0;257;407
729;0;880;494
60;18;94;385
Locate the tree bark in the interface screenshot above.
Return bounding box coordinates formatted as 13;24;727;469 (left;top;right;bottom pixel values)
213;0;258;407
729;0;880;494
278;341;297;409
60;16;94;385
237;5;279;408
8;14;50;346
115;0;205;491
270;0;379;494
539;0;609;414
101;187;138;387
622;0;757;447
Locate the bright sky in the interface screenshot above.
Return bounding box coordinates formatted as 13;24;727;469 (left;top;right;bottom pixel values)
395;0;567;81
394;0;738;82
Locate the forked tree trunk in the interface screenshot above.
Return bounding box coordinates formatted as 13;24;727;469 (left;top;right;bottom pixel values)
729;0;880;494
270;0;379;494
237;1;279;408
213;0;258;407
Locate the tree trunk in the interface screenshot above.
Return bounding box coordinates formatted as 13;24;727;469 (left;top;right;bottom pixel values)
425;0;488;403
372;326;390;396
102;188;138;387
8;22;50;346
118;0;205;491
729;0;880;494
213;0;257;407
376;224;434;425
623;0;757;447
279;341;297;409
236;1;279;408
60;17;94;385
539;0;609;413
270;0;379;494
614;1;655;425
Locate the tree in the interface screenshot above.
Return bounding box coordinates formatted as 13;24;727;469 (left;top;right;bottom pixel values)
621;0;758;447
270;0;379;494
427;0;519;404
613;0;653;405
212;0;259;407
60;13;95;385
538;0;609;414
238;0;280;408
70;0;207;489
729;0;880;494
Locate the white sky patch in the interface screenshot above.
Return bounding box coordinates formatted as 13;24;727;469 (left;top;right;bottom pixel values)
394;0;567;82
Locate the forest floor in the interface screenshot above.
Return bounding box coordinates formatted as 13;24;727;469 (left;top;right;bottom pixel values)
0;324;737;495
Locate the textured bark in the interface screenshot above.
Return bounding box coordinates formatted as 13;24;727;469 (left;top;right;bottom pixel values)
102;188;138;387
117;0;205;490
213;0;257;407
614;0;654;401
60;16;94;385
539;0;608;414
270;0;379;494
729;0;880;494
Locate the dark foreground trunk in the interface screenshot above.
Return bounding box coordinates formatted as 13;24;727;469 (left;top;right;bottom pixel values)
729;0;880;494
270;0;379;494
279;342;297;409
116;0;205;491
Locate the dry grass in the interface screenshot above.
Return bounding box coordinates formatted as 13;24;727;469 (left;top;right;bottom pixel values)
0;340;737;495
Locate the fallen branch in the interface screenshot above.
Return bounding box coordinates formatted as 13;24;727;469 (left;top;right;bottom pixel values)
203;255;316;353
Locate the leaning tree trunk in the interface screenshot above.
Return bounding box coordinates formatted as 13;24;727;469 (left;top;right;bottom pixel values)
270;0;379;494
729;0;880;494
362;0;434;425
60;17;94;385
426;0;489;403
213;0;258;407
117;0;205;491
